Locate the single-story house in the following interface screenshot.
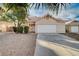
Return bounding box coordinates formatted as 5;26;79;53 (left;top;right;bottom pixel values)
65;20;79;33
0;21;14;32
28;14;65;33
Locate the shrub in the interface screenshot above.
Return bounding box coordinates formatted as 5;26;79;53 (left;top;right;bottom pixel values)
13;26;29;34
13;26;23;33
13;27;17;32
17;26;23;33
24;26;29;33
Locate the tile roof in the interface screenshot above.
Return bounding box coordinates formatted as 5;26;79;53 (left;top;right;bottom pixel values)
28;14;65;23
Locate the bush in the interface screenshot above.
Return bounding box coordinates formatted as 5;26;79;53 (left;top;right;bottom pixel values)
13;26;23;33
17;26;23;33
13;27;17;32
13;26;29;34
24;26;29;33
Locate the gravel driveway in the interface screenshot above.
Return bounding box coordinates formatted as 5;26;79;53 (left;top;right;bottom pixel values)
0;32;37;56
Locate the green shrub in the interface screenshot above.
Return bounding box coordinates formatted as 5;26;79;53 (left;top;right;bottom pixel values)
17;26;23;33
13;27;17;32
24;26;29;33
13;26;29;34
13;26;23;33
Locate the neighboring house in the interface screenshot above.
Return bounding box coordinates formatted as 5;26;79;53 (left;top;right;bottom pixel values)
65;20;79;33
0;21;29;32
28;14;65;33
0;21;14;32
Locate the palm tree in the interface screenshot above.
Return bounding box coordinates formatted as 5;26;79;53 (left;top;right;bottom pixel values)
3;3;29;12
0;3;29;33
0;3;29;23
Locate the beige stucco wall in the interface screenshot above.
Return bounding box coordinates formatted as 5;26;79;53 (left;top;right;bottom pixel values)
0;24;7;32
69;25;72;32
0;21;14;32
56;24;65;33
36;18;64;25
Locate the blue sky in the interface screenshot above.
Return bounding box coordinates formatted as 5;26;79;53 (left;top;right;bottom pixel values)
29;3;79;20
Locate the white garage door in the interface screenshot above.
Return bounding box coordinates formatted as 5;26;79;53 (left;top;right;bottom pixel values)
71;26;78;32
35;25;56;33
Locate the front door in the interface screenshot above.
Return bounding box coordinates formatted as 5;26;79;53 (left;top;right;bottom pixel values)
29;22;35;33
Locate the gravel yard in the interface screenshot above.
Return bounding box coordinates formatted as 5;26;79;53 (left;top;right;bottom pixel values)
61;33;79;41
0;32;37;56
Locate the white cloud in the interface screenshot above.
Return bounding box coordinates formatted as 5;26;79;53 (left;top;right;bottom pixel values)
29;8;47;16
57;7;79;20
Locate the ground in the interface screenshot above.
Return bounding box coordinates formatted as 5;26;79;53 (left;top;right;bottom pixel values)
35;33;79;56
61;33;79;41
0;32;79;56
0;32;37;56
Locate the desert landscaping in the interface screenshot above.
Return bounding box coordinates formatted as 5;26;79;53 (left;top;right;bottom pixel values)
0;32;37;56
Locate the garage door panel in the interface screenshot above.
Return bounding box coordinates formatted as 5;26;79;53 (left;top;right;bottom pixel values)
36;25;56;33
71;26;78;32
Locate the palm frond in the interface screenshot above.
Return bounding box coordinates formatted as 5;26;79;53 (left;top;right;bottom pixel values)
3;3;29;12
30;3;70;14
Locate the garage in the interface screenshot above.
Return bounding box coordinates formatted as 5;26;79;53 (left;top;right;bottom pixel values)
35;14;65;33
71;26;78;33
35;25;56;33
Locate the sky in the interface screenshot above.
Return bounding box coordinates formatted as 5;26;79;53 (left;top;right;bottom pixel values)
29;3;79;20
0;3;79;21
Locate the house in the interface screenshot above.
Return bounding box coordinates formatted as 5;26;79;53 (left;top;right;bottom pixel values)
0;21;14;32
28;16;41;33
65;20;79;33
28;14;65;33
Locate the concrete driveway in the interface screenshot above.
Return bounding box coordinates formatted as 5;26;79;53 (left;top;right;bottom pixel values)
34;33;79;56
